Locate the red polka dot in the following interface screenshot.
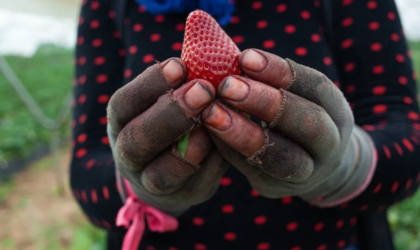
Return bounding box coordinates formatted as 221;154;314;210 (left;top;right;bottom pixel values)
342;17;353;27
194;243;206;250
311;34;321;42
96;74;108;84
344;62;355;72
408;112;419;121
230;16;240;24
290;247;301;250
233;36;244;44
77;133;87;143
250;189;259;197
155;15;164;22
346;84;355;93
373;86;386;95
350;217;357;225
138;5;146;12
143;54;155;63
277;4;287;13
372;65;384;74
113;31;121;39
90;20;100;29
367;1;377;9
406;178;413;190
373;183;382;193
301;11;311;19
100;117;107;125
129;46;137;54
363;125;375;131
396;54;405;63
109;11;116;19
341;39;353;49
317;244;327;250
254;215;267;225
76;148;87;158
295;47;307;56
79;17;84;25
168;248;178;250
124;69;132;78
91;189;98;203
263;40;275;49
221;204;234;213
78;94;87;104
94;57;106;65
77;36;84;45
92;39;103;47
150;33;161;42
373;104;387;114
252;1;262;9
413;72;418;80
220;177;232;186
314;0;321;7
403;96;413;104
399;76;408;85
71;120;76;128
394;142;403;156
172;42;182;51
78;75;87;84
388;12;396;20
175;23;185;31
391;33;400;41
86;159;95;169
133;24;143;32
337;240;346;248
79;114;87;124
192;217;205;226
257;243;270;250
285;25;296;33
98;95;109;104
255;20;268;29
224;232;237;241
282;196;292;204
91;1;100;9
314;222;324;232
323;57;332;65
342;0;353;5
336;220;344;229
391;182;399;193
287;222;298;231
371;43;382;51
118;49;126;57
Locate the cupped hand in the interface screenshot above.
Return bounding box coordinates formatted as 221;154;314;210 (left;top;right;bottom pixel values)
107;58;229;209
202;49;355;198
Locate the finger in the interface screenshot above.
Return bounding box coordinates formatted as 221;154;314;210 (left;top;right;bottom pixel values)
141;126;213;194
116;80;216;170
202;101;265;158
126;149;229;206
107;58;187;134
209;129;313;182
218;76;340;159
239;49;353;138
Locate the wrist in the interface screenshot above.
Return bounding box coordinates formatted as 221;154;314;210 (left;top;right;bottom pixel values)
300;125;377;207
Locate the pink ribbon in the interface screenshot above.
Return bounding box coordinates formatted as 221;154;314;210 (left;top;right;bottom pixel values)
116;179;178;250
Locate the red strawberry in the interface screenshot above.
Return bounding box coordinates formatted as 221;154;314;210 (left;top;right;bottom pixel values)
181;10;242;88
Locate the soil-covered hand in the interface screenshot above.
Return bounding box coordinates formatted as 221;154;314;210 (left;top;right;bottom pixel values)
203;49;356;199
107;58;229;211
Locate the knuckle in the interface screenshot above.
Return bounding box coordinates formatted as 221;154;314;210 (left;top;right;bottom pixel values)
256;87;276;113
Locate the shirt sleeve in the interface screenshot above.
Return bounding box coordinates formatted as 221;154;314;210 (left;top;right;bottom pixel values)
329;0;420;212
70;0;126;230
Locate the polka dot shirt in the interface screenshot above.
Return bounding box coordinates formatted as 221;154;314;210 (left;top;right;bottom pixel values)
70;0;420;249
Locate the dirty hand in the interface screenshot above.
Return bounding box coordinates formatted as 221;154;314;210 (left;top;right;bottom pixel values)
107;58;229;215
204;49;375;205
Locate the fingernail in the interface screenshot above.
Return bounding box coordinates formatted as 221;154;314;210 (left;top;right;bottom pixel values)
221;76;249;101
162;59;184;85
204;104;231;130
184;81;213;109
241;49;267;72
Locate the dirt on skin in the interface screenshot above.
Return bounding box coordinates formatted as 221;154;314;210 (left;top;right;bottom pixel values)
0;149;89;250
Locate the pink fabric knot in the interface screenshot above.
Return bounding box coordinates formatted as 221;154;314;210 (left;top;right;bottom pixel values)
116;179;178;250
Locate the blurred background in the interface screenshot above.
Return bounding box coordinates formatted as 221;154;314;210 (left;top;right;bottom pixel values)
0;0;419;250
